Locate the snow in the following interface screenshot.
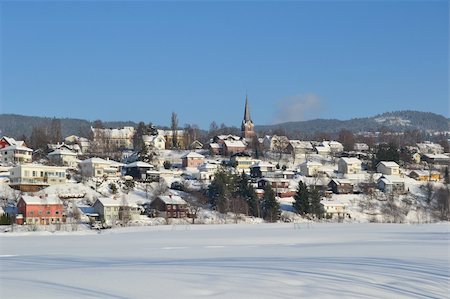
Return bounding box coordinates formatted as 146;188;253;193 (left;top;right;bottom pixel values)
0;223;448;298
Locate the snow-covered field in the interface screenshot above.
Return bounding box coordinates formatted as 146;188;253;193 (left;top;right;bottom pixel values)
1;223;449;298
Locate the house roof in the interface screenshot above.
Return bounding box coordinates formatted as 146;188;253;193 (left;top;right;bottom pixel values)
330;179;353;185
289;140;313;149
20;195;62;205
79;157;110;164
156;195;187;205
1;144;33;152
377;161;399;168
209;143;221;149
300;161;322;166
223;140;246;148
250;161;274;168
48;149;78;156
378;175;405;184
125;161;154;168
339;157;362;164
182;152;205;159
95;197;138;207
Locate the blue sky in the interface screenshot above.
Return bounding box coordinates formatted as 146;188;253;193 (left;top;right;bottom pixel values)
1;1;448;129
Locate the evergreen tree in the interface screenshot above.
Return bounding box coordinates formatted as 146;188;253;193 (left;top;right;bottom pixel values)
208;168;232;213
138;143;157;164
133;121;147;152
261;185;281;222
246;184;260;217
309;188;325;219
293;181;310;215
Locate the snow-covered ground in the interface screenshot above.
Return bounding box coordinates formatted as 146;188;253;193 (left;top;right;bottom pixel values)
1;223;448;298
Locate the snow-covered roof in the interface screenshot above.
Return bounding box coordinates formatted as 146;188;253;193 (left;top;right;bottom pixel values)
378;175;405;184
20;195;62;205
339;157;362;164
250;161;274;168
216;134;240;141
182;152;205;159
289;140;313;149
156;195;187;205
321;202;345;207
79;157;111;164
300;161;322;166
224;140;246;148
209;143;221;149
377;161;399;168
330;179;353;185
1;144;33;152
109;160;125;167
125;161;154;168
95;197;138;207
92;126;135;139
48;149;78;156
422;154;450;159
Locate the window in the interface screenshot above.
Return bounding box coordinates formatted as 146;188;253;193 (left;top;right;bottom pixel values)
38;211;43;215
32;171;36;177
29;211;34;216
55;211;59;215
46;211;51;215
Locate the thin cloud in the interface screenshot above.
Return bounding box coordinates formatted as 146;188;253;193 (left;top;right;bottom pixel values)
274;93;322;123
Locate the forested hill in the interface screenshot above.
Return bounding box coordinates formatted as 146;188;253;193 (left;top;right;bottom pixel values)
0;110;448;139
256;111;450;134
0;114;137;139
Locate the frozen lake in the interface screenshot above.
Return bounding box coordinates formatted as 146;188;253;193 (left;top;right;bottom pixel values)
1;223;449;298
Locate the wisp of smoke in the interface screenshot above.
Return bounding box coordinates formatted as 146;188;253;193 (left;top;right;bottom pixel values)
274;93;322;123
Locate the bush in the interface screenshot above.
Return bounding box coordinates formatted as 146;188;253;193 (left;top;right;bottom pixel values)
163;160;172;170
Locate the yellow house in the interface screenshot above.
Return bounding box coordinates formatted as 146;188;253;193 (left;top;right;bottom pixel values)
230;153;259;171
409;170;441;182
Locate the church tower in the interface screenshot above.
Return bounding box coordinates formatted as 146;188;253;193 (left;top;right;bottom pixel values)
241;95;255;140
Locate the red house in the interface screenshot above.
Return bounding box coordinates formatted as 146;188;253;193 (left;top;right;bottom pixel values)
17;195;65;225
0;136;26;149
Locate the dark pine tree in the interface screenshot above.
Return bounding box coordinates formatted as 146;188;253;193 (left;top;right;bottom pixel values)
293;181;310;215
261;185;281;222
309;188;325;219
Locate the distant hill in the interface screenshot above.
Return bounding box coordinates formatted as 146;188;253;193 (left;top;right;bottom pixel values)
0;110;448;139
256;111;450;135
0;114;137;139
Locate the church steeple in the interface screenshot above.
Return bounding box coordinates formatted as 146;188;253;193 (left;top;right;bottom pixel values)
243;94;251;122
241;94;255;140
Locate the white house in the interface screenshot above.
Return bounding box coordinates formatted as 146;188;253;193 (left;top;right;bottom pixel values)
377;161;400;176
377;175;405;193
92;197;141;225
0;144;33;164
322;201;348;219
262;135;290;152
48;149;78;168
299;161;323;177
143;134;166;150
197;162;219;181
353;143;369;152
338;157;362;174
9;164;67;192
286;140;314;157
79;158;123;178
91;126;135;150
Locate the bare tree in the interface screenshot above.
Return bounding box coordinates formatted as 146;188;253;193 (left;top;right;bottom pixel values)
119;196;131;226
171;112;179;149
431;187;450;221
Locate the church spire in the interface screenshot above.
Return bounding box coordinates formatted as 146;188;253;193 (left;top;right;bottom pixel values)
243;94;251;122
241;94;255;140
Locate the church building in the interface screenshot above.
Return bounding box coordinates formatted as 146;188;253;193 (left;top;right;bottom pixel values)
241;95;255;140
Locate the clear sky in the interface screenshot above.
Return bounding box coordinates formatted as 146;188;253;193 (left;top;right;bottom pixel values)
0;0;448;129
